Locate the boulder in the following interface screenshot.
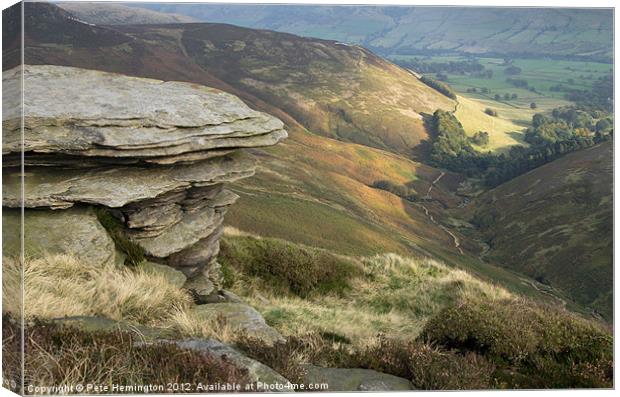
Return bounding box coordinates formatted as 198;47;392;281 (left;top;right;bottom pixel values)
184;272;216;303
140;261;187;289
158;339;292;392
302;365;414;391
190;303;284;345
2;207;116;267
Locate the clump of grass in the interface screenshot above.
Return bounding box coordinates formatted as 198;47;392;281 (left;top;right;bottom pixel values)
421;299;613;388
3;254;192;326
219;235;360;298
2;314;250;392
94;208;145;266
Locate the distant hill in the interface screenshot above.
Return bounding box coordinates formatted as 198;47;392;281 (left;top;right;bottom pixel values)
467;142;613;319
57;2;197;25
132;4;613;62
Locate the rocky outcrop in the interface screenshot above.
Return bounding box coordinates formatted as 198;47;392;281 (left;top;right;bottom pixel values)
302;365;414;391
163;339;292;391
2;64;287;301
190;303;285;346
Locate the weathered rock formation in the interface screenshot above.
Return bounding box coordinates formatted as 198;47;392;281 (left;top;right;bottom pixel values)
2;64;287;303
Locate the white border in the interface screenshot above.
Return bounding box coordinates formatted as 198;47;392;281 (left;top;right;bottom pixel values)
0;1;617;397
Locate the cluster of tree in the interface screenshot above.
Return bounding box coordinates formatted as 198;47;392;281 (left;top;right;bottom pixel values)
484;136;606;187
524;107;612;145
428;110;482;174
420;76;457;99
504;66;522;75
466;87;490;94
427;108;613;185
506;77;529;88
470;131;490;146
493;93;518;101
565;74;613;112
371;180;417;201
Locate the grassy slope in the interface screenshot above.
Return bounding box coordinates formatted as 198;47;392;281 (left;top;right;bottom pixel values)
464;142;613;319
220;232;512;342
454;95;529;153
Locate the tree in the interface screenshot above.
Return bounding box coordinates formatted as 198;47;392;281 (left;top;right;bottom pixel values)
596;119;612;133
532;113;548;127
494;94;501;100
471;131;490;146
530;102;537;109
484;108;498;117
511;93;518;100
504;66;522;75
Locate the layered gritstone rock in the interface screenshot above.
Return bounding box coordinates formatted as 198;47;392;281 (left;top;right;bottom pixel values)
2;64;287;302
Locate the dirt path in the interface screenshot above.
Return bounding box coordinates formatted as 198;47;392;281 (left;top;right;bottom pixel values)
518;276;567;308
418;172;464;254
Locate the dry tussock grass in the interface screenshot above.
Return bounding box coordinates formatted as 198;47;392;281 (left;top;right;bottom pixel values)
2;254;239;342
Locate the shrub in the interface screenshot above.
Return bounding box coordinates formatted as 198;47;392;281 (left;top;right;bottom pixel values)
219;236;360;298
484;108;498;117
372;180;416;200
421;299;613;388
2;315;249;392
471;131;490;146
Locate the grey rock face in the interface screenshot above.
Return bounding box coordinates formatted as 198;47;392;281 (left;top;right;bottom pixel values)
2;207;116;267
139;261;188;289
159;339;292;391
190;303;285;346
2;64;286;298
302;365;414;391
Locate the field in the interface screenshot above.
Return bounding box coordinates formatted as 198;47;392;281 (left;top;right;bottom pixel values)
391;55;611;105
391;55;612;153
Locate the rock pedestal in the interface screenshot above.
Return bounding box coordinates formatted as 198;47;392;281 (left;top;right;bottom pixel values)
2;64;287;299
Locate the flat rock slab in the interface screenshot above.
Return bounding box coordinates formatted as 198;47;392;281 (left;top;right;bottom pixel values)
3;153;254;209
2;207;116;267
191;303;284;346
162;339;292;392
302;365;413;391
2;65;287;161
